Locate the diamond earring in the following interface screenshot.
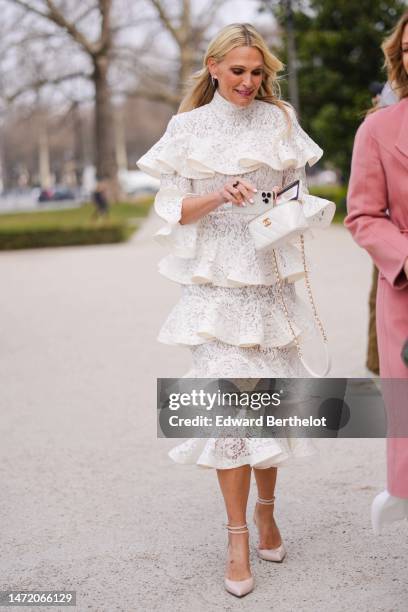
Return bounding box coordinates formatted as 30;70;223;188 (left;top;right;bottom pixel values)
211;75;217;87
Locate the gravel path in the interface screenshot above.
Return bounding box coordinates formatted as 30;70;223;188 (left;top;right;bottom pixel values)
1;212;407;612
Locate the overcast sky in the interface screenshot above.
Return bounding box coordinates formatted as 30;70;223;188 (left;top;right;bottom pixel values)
213;0;274;30
220;0;261;21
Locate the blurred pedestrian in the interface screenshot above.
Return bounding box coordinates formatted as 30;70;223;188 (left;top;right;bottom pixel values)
379;80;400;107
369;81;383;107
92;177;110;219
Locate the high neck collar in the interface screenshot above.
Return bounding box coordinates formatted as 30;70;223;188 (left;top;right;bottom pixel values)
210;89;256;118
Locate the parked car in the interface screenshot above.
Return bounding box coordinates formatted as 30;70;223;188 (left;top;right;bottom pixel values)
38;187;76;202
53;187;76;201
118;169;159;195
38;189;54;202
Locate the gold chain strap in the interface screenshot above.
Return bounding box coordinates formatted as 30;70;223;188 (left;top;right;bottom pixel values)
271;234;327;362
299;234;327;342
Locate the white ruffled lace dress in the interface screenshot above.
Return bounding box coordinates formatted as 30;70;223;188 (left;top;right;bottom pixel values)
137;90;334;470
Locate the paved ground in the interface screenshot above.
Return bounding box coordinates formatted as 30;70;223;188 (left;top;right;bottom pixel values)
1;211;407;612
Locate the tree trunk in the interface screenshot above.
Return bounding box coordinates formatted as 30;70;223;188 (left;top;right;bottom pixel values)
72;101;85;187
284;0;300;113
179;45;195;93
38;123;51;189
93;54;121;202
0;135;10;191
114;106;128;171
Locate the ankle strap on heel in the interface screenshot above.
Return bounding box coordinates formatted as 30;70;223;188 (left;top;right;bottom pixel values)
226;523;248;534
257;496;275;505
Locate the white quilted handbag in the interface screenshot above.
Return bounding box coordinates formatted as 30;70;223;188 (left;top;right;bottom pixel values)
248;180;333;378
248;179;307;249
248;199;309;249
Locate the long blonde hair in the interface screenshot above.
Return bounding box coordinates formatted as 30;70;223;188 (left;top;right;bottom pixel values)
382;9;408;100
178;23;291;121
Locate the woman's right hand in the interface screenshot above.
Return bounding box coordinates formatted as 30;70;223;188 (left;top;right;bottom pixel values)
217;179;257;207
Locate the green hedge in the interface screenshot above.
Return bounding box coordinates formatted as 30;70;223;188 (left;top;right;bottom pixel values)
0;222;135;250
0;201;152;250
0;188;347;251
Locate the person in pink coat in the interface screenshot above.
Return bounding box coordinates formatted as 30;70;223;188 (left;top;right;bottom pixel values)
345;10;408;532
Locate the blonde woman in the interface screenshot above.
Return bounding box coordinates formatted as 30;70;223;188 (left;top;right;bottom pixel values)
138;23;334;597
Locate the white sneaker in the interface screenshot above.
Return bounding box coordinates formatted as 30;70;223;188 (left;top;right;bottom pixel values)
371;490;408;535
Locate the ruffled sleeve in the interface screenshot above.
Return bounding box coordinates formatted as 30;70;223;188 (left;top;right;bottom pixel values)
153;173;199;258
137;115;180;179
282;165;335;230
136;102;325;179
137;116;201;258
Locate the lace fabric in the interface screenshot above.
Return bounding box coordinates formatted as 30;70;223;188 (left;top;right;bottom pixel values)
158;283;318;349
169;341;317;470
137;90;333;469
137;90;323;179
168;433;317;470
154;166;333;286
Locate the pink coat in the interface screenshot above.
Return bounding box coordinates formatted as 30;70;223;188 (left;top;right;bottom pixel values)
345;97;408;497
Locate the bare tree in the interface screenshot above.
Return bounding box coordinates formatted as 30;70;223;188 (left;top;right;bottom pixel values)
0;0;233;192
258;0;300;112
2;0;121;197
119;0;228;109
0;99;94;189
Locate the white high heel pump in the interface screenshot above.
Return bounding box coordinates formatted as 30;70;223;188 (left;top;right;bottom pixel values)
224;523;254;597
371;490;408;535
253;496;286;562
